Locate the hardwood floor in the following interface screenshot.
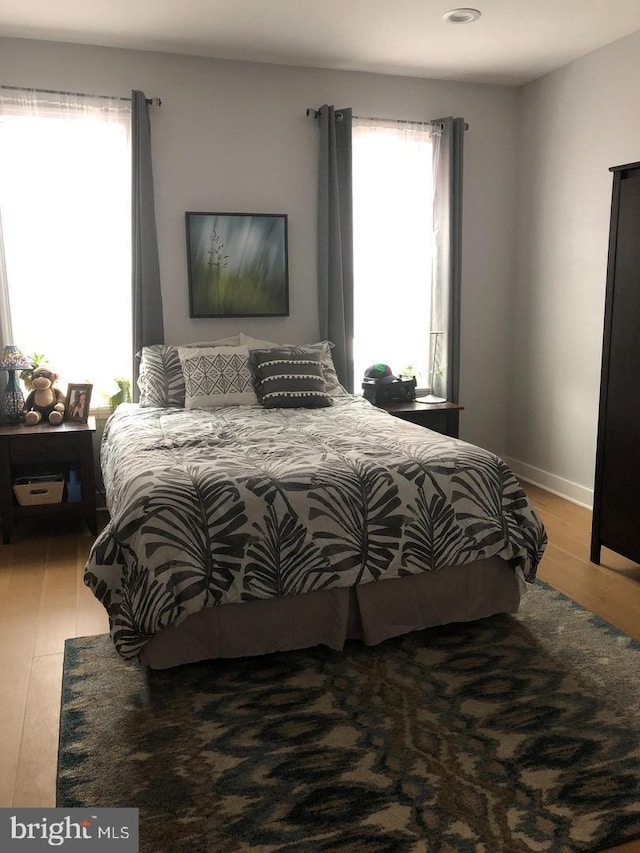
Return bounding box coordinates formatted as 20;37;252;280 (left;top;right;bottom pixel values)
0;486;639;851
527;482;640;641
0;518;108;810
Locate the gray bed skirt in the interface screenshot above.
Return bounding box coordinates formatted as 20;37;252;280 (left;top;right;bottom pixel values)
139;556;522;669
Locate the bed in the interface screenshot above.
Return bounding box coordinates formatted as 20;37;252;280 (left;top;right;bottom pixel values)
83;336;547;669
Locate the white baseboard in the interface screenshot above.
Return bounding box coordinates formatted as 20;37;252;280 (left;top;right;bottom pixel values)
502;456;593;510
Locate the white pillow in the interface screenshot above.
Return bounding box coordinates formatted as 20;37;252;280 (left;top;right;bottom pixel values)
240;332;280;349
178;345;257;408
182;335;242;348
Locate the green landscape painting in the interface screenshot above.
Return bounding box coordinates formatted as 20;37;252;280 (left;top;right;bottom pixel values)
186;212;289;317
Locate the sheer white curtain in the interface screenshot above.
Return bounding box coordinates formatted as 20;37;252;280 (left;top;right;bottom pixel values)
0;212;12;347
352;118;439;390
0;88;131;404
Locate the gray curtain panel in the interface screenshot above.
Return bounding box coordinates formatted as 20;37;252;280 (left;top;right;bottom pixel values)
317;105;354;393
432;116;465;403
131;90;164;400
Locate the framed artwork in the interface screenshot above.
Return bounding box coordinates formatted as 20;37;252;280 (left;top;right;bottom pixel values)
65;383;92;423
185;212;289;318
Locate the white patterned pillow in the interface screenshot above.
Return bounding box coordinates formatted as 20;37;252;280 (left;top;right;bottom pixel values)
137;335;242;408
178;346;257;408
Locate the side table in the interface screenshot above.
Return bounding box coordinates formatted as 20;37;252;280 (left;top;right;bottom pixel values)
0;417;97;544
378;400;464;438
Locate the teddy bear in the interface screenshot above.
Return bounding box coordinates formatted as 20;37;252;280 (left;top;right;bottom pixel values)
23;366;66;426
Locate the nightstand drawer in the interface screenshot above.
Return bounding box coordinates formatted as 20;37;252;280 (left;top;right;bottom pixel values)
379;401;464;438
393;409;449;433
9;434;82;465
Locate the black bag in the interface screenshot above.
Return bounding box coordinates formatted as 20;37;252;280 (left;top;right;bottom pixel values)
362;376;416;405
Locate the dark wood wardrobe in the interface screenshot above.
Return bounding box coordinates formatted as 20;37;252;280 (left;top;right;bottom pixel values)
591;161;640;564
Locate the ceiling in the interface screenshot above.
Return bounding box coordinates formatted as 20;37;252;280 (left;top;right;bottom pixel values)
1;0;640;86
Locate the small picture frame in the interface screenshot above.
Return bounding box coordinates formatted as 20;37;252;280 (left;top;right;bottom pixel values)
65;383;92;423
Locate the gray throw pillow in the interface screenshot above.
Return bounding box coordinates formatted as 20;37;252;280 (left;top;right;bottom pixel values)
241;334;348;397
251;349;332;409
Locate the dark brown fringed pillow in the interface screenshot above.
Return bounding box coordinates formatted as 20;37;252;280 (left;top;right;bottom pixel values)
251;349;332;408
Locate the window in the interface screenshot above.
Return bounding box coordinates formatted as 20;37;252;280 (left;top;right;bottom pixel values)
352;118;436;388
0;92;131;406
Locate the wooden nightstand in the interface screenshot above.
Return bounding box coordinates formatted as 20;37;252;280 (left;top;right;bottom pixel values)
379;400;464;438
0;417;97;544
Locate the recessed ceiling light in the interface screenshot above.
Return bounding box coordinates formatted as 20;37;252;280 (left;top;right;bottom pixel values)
443;8;481;23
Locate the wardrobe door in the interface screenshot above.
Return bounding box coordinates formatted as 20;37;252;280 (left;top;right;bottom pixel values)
591;162;640;564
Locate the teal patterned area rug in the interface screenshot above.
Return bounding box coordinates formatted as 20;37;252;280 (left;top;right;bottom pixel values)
57;581;640;853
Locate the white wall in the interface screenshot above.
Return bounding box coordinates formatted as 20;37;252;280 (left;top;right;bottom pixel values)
5;31;637;502
0;37;518;453
509;30;640;506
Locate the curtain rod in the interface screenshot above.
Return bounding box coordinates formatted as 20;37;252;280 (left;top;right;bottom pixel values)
0;84;161;107
306;108;467;131
355;114;444;129
305;108;437;127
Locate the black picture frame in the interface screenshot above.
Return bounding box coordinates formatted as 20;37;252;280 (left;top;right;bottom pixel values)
65;383;93;424
185;212;289;318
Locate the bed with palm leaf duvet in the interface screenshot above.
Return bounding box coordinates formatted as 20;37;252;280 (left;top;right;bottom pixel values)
84;397;547;669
